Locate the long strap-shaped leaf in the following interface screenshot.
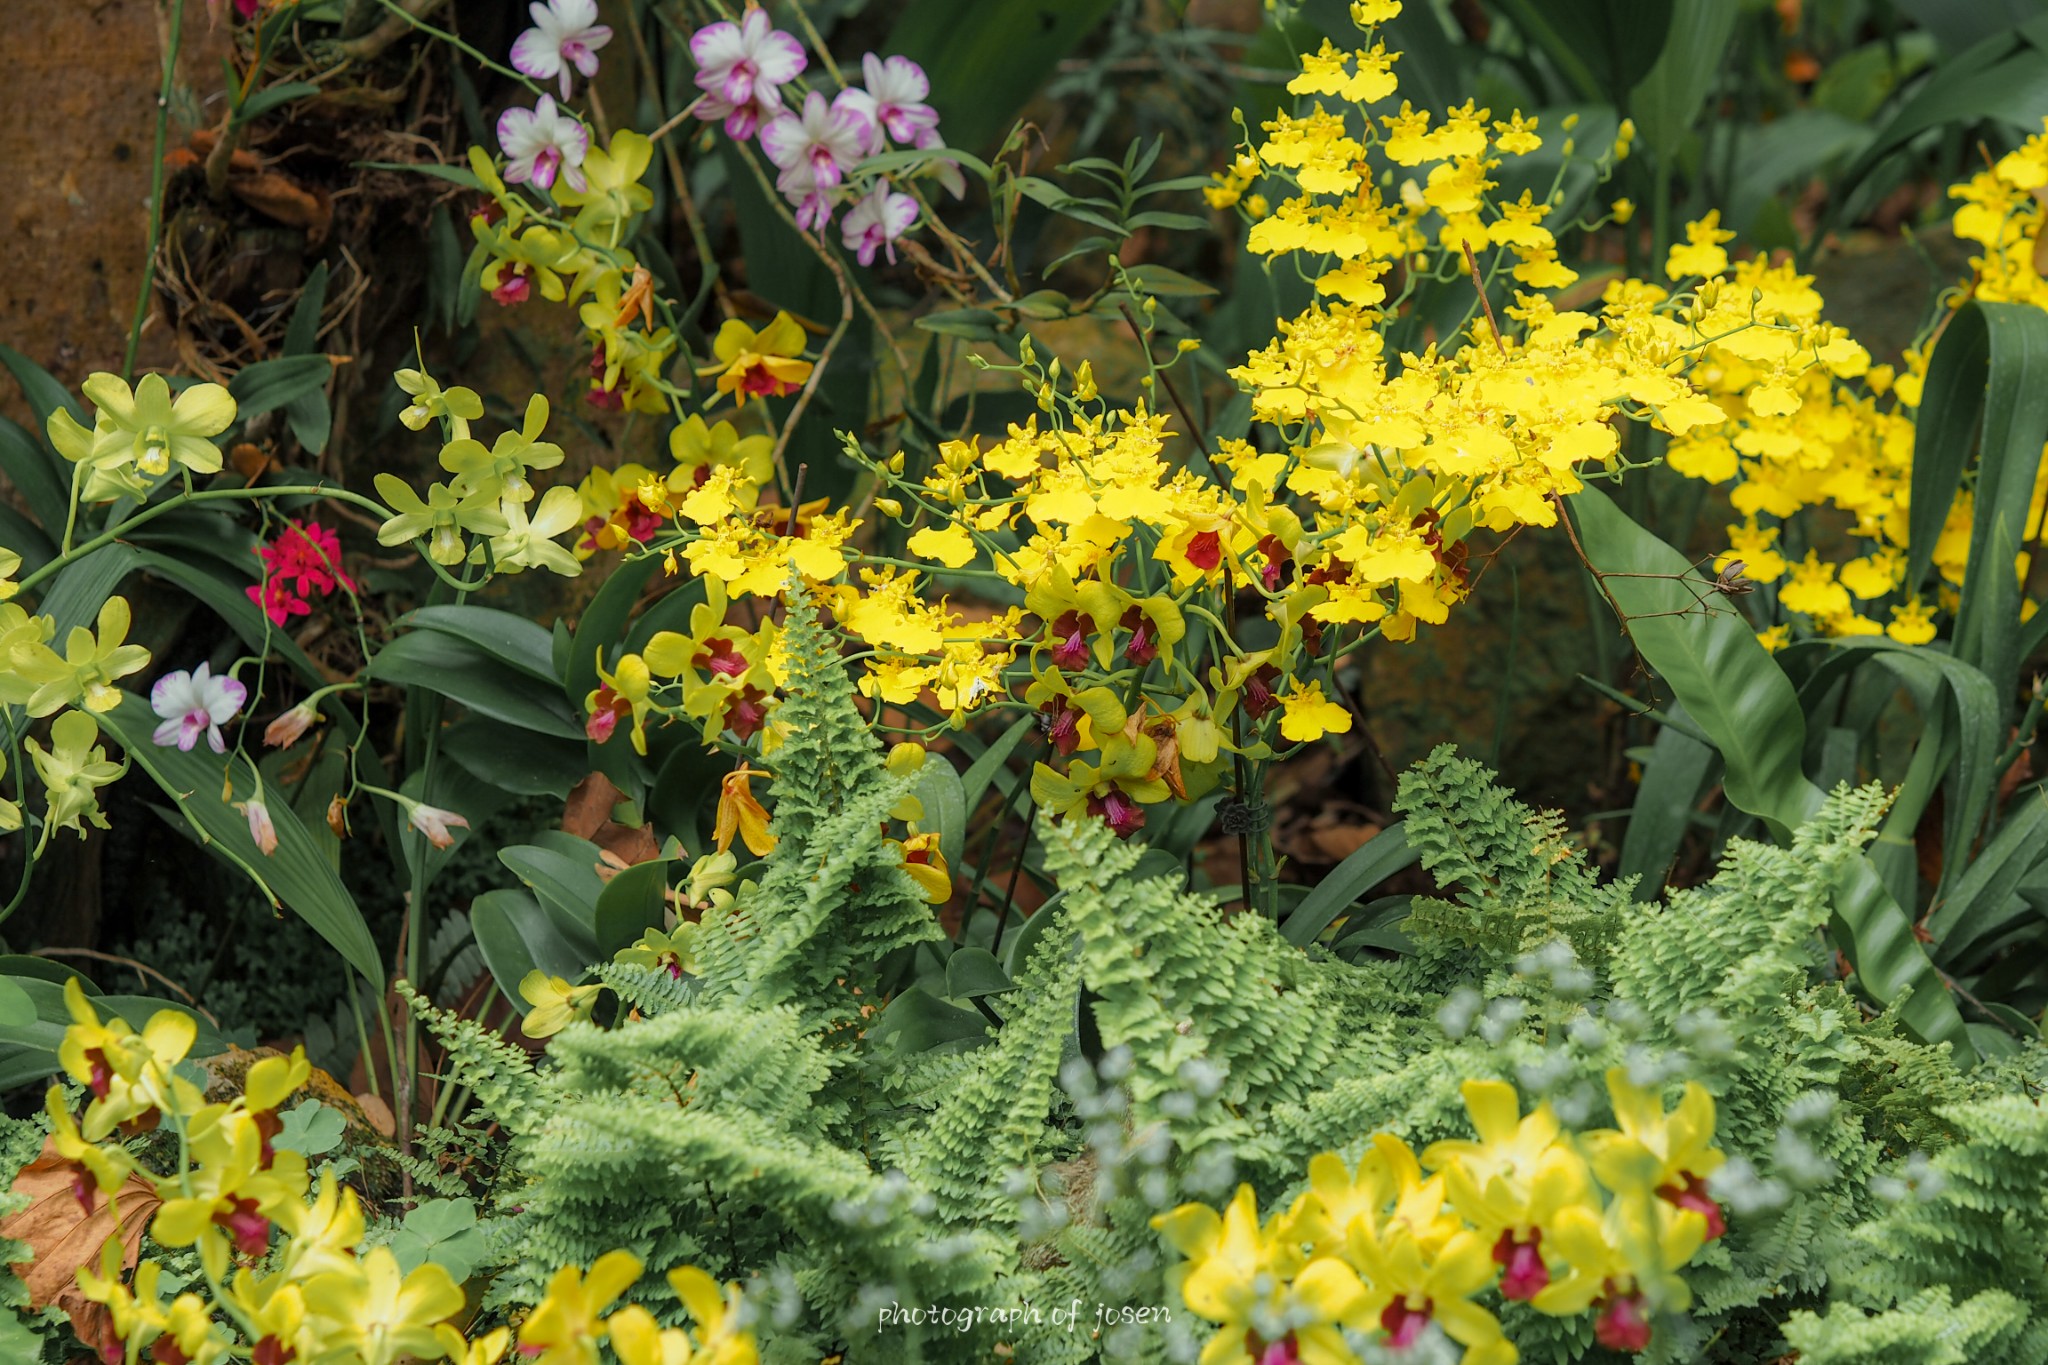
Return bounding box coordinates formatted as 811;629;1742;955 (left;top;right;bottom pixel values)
1571;488;1975;1062
1906;300;2048;719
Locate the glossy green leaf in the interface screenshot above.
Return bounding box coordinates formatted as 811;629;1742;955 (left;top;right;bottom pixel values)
1618;709;1716;899
401;605;561;683
911;754;968;880
0;343;87;428
130;549;332;696
945;946;1015;998
471;888;587;999
1001;893;1066;979
499;840;605;960
870;984;990;1056
593;858;678;957
567;552;665;715
0;978;34;1030
1491;0;1673;104
1928;783;2048;960
1572;489;1973;1061
1630;0;1739;159
438;719;585;799
1282;823;1416;947
370;630;582;739
0;413;72;535
99;696;385;989
37;543;140;639
229;355;334;417
1934;303;2048;718
1572;488;1817;839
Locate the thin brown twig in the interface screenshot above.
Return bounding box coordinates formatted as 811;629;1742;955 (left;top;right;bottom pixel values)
35;949;221;1026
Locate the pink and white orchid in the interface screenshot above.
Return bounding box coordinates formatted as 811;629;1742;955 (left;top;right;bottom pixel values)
842;53;940;148
149;663;246;754
841;179;919;266
511;0;613;101
498;95;590;192
762;89;873;229
690;9;807;141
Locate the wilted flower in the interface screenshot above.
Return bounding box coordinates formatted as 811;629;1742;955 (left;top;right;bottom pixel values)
499;95;590;192
404;799;471;850
149;662;247;754
511;0;613;100
689;8;806;139
713;765;776;857
237;798;278;856
264;701;320;748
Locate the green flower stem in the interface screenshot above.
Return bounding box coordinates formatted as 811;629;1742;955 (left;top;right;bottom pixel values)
18;484;396;597
0;710;35;926
125;0;185;382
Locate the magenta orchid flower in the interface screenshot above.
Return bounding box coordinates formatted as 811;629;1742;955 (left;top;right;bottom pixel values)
762;88;873;210
498;95;590;192
149;663;247;754
843;53;940;147
841;179;919;265
690;8;807;140
511;0;613;101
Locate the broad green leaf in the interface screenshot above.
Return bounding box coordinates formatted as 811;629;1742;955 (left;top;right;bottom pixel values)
37;543;140;640
593;858;678;957
1927;303;2048;718
100;696;385;988
130;548;335;698
1572;489;1973;1061
400;605;561;683
1618;709;1716;899
499;839;605;959
1572;488;1815;840
1629;0;1739;159
1283;824;1416;947
229;354;334;417
1000;892;1065;979
1927;783;2048;960
869;984;990;1055
1490;0;1674;105
1121;263;1219;298
0;412;72;535
0;343;87;427
370;630;582;739
944;946;1015;998
438;719;585;799
567;552;665;715
890;0;1121;154
471;888;586;1000
0;978;34;1030
911;755;969;880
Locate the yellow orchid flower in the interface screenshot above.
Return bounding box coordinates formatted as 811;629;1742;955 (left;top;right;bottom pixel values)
697;312;813;406
714;764;777;857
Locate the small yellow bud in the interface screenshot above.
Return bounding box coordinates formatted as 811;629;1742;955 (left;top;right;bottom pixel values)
874;497;903;518
886;452;906;473
1244;193;1269;218
1175;338;1200;355
1075;360;1098;402
1561;112;1580;131
1047;356;1062;380
1611;197;1636;225
887;742;928;776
